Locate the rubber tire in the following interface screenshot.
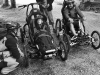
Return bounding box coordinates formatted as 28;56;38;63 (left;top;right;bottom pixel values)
63;33;70;47
59;40;70;61
20;28;24;43
91;30;100;49
55;19;62;37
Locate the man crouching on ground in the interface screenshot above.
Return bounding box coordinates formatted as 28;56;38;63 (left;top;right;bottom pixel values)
0;22;24;74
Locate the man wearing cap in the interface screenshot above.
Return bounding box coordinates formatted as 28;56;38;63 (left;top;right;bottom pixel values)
62;0;86;39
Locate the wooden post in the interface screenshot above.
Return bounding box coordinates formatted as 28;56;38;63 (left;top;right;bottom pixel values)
10;0;16;8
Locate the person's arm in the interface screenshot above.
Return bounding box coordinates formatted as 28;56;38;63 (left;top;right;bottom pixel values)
63;8;70;20
75;6;84;18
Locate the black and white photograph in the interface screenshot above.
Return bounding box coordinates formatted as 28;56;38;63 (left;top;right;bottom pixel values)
0;0;100;75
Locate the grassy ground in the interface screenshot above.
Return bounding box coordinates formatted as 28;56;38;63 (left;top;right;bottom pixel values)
0;3;100;75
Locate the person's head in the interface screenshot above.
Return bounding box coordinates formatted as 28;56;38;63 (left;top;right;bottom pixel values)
65;0;75;9
35;14;46;30
6;22;20;36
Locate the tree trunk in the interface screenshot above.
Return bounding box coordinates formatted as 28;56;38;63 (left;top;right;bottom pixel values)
1;0;9;8
0;0;3;5
10;0;16;8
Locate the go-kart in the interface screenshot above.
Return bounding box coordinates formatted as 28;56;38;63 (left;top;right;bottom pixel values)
18;3;68;68
55;18;100;58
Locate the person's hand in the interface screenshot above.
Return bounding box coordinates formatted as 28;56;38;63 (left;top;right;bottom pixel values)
69;18;74;23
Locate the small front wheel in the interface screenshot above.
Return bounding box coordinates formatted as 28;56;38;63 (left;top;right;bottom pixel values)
91;31;100;49
59;41;70;61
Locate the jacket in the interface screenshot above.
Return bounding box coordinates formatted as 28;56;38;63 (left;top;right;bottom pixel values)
62;5;84;20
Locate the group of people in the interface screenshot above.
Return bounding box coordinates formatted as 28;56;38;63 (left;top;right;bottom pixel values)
0;0;86;74
36;0;85;37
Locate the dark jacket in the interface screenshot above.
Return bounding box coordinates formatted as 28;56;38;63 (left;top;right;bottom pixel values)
36;0;54;11
5;32;20;60
36;0;54;4
62;5;84;20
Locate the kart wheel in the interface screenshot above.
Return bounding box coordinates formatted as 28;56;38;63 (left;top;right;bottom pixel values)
55;19;62;37
22;45;29;68
63;33;70;47
91;31;100;49
59;41;70;61
20;28;24;43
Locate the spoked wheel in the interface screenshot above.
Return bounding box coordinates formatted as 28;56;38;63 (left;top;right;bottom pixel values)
55;19;62;37
91;31;100;49
59;41;70;61
20;28;24;43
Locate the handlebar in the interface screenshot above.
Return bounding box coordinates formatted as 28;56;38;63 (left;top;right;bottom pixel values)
18;5;27;8
18;2;48;18
18;3;40;8
18;3;41;17
18;2;47;9
69;18;84;22
73;18;82;21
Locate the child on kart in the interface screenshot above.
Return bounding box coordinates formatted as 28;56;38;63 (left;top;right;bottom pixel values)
62;0;86;39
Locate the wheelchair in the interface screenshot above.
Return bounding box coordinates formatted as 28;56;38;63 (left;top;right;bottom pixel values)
55;16;100;59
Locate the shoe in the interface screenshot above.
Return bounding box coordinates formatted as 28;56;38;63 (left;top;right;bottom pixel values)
71;35;77;40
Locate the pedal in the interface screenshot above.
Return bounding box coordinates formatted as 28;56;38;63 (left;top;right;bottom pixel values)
70;42;77;46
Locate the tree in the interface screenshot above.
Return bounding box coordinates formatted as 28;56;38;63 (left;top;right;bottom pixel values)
1;0;9;8
10;0;16;8
1;0;16;8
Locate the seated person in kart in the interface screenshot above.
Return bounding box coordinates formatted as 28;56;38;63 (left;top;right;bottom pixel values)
0;22;24;74
26;8;50;34
27;14;55;58
61;0;86;39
